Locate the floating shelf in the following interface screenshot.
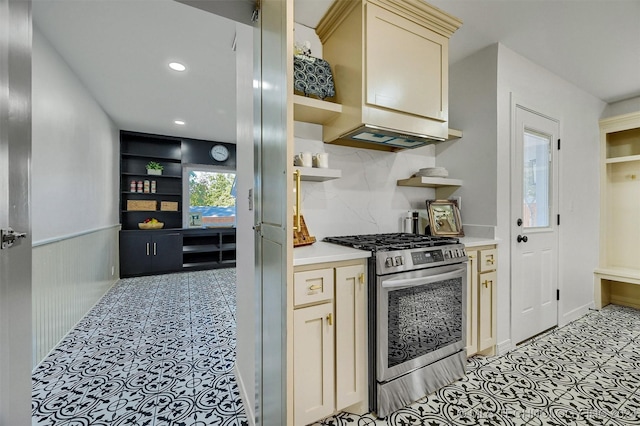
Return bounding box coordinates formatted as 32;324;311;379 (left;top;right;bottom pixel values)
295;166;342;182
397;176;463;188
293;95;342;124
605;154;640;164
447;128;463;140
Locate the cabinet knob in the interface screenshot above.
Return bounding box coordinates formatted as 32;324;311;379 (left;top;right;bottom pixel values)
482;279;493;288
326;313;333;326
358;273;365;284
308;284;322;291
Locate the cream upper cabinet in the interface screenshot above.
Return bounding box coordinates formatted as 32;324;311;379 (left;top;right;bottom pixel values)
365;3;447;122
466;245;497;357
316;0;462;151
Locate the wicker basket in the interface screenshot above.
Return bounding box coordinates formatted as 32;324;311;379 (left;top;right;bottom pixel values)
138;222;164;230
160;201;178;211
127;200;156;211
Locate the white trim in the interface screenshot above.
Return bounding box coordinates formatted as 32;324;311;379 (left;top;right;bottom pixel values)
32;224;121;247
560;302;594;327
234;365;255;426
496;339;513;356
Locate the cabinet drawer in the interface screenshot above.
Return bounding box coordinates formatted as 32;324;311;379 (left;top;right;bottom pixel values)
479;249;497;272
294;268;334;307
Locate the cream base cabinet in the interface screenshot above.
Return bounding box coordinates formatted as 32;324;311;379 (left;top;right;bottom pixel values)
466;245;497;357
293;302;335;425
335;264;367;410
465;252;478;355
292;260;367;425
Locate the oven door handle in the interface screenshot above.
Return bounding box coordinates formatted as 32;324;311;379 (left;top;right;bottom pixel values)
381;269;463;289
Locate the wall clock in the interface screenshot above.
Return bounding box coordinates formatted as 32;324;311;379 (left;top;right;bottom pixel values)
210;144;229;162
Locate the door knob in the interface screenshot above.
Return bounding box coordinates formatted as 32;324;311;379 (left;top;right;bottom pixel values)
517;235;528;243
1;227;27;249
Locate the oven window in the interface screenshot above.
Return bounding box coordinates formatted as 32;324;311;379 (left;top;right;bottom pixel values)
387;278;462;368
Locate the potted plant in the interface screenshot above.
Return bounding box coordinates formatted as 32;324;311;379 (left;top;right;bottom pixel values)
146;161;163;175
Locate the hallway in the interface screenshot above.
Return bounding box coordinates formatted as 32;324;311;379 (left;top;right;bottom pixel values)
32;269;247;425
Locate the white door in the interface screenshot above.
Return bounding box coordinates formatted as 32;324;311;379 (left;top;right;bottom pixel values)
511;104;559;344
0;0;32;423
255;0;293;424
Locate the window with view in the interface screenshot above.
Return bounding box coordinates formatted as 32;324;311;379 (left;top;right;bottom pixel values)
184;167;236;228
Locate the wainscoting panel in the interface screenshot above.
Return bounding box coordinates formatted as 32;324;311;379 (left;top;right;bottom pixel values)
32;225;120;367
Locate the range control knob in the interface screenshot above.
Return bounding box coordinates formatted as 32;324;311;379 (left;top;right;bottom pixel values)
385;257;394;268
395;256;404;266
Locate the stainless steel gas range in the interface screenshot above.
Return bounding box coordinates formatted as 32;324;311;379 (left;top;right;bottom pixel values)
324;233;468;418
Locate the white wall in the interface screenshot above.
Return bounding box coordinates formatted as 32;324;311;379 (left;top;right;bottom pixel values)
32;27;119;243
497;44;606;340
602;96;640;118
31;27;120;364
436;44;499;229
440;43;606;352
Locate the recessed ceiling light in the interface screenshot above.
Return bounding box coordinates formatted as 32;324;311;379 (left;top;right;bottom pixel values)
174;120;185;125
169;62;186;72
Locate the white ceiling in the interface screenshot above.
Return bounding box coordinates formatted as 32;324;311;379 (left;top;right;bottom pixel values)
33;0;640;143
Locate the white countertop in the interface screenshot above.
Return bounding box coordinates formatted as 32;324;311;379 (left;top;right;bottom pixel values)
459;236;500;248
294;241;371;266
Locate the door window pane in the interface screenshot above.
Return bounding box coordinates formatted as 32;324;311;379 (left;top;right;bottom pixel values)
523;129;551;228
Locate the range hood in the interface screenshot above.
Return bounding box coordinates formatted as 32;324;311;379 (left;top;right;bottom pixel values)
315;0;462;153
340;124;446;151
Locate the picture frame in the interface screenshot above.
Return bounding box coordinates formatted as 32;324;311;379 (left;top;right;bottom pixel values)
188;212;203;227
426;199;464;237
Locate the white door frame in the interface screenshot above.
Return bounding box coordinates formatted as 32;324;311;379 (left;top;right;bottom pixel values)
510;97;560;345
0;0;32;423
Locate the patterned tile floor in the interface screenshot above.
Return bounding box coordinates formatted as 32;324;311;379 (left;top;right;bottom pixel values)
315;304;640;426
32;269;247;426
33;269;640;426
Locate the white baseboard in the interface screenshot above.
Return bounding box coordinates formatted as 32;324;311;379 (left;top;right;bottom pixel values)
560;302;595;326
234;365;255;426
496;339;513;355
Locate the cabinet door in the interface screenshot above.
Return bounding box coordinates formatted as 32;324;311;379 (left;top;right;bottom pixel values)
479;248;497;273
365;3;447;121
294;268;334;307
466;253;478;356
335;264;366;410
151;233;183;273
294;302;335;426
478;270;497;351
119;233;153;277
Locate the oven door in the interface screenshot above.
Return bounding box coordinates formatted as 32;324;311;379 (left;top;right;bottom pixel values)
377;263;466;382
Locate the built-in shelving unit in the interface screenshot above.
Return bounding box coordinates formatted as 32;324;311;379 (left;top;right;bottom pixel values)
595;112;640;309
119;131;237;277
295;166;342;182
120;131;183;230
182;228;237;270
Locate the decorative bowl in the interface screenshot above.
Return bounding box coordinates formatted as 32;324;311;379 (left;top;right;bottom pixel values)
138;222;164;230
